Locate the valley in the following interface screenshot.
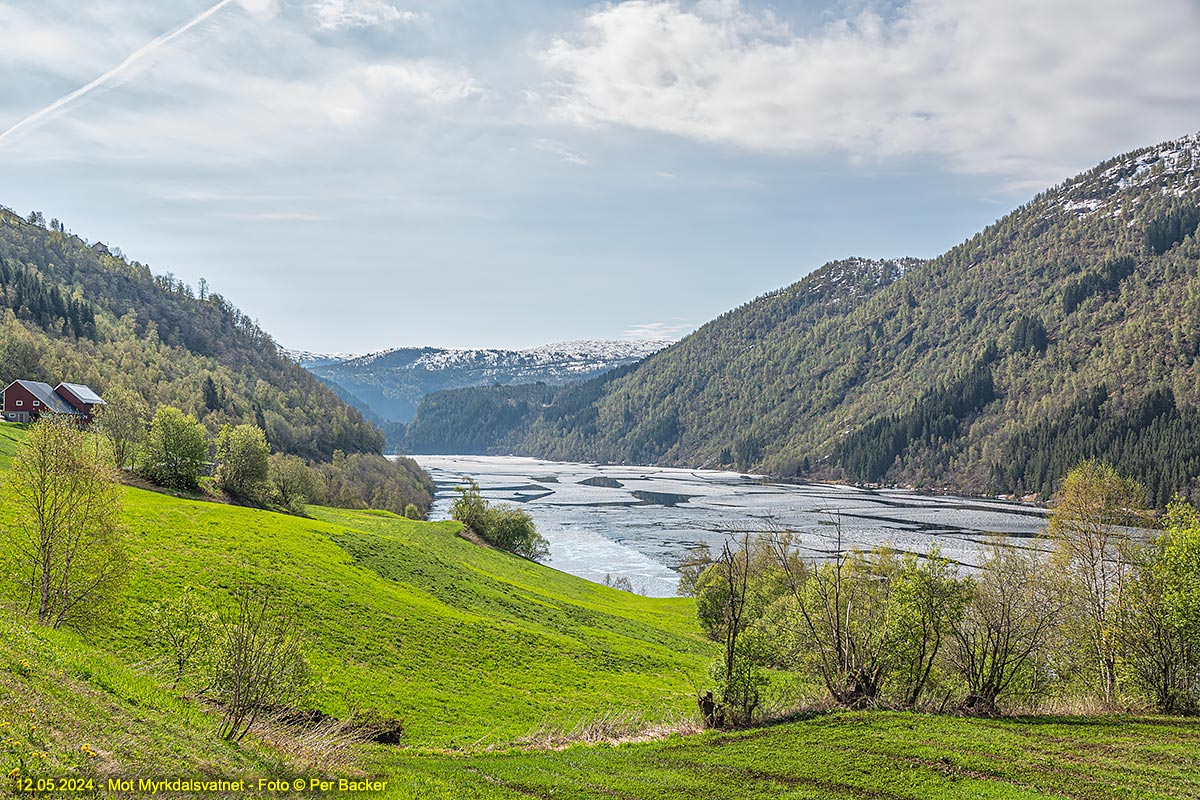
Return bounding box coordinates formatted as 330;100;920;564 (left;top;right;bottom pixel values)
1;46;1199;795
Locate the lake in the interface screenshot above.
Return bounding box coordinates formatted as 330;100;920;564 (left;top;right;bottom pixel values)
414;455;1051;598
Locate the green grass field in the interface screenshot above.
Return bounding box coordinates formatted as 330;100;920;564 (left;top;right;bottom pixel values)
376;712;1200;799
94;492;710;748
3;422;1200;798
0;422;711;775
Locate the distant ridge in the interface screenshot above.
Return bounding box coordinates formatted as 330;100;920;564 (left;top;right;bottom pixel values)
294;339;672;425
404;131;1200;505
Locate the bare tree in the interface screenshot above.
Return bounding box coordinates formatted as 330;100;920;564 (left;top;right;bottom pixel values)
209;584;309;741
1049;460;1146;706
151;587;218;689
947;542;1064;715
2;416;126;628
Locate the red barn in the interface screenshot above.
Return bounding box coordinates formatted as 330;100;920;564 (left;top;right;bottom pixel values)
55;382;107;423
1;380;100;424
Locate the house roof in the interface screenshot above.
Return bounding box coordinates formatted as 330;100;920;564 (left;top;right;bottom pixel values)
57;382;106;405
6;381;80;415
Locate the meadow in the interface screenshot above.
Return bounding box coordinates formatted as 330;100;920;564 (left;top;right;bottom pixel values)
3;422;1200;798
378;712;1200;799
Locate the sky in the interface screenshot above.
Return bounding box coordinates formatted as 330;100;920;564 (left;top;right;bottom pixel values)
1;0;1198;353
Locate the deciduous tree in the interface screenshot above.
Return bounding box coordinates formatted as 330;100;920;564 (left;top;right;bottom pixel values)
2;417;126;629
1049;460;1146;705
95;385;149;469
139;406;209;491
216;424;270;501
947;543;1064;715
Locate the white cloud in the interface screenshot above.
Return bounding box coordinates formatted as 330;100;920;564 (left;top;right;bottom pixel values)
307;0;425;31
624;321;690;340
534;138;589;166
364;62;483;104
537;0;1200;181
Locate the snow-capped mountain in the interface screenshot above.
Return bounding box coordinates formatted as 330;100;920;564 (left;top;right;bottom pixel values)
292;339;673;423
277;347;362;368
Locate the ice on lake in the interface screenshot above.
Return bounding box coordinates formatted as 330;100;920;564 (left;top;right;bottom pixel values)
414;455;1051;598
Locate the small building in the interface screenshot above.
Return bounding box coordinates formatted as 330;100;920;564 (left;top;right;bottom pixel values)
55;382;107;423
1;380;102;424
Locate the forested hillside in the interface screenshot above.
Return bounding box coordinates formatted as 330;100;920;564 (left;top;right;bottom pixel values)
0;208;383;461
408;133;1200;504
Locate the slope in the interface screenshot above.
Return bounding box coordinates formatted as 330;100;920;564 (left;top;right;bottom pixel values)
0;208;382;460
0;425;711;753
421;132;1200;504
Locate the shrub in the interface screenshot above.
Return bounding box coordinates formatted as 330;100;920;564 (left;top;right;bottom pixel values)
215;424;270;501
210;584;309;742
139;406;209;491
450;479;549;561
150;587;218;689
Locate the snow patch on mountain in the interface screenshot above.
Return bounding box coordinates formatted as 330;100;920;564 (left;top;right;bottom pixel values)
1056;131;1200;218
277;346;362;366
296;339;675;423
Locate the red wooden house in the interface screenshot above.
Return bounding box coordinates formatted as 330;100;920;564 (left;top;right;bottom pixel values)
1;380;105;424
55;382;107;423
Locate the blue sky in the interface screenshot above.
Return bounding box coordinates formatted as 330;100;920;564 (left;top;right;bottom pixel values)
1;0;1198;352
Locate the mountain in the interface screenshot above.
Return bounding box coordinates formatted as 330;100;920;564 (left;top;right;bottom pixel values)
294;339;672;424
406;132;1200;506
0;207;384;462
277;346;362;368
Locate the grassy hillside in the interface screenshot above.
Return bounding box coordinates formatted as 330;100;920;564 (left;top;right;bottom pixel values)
0;424;710;754
0;621;290;786
6;423;1200;797
380;712;1200;799
407;133;1200;505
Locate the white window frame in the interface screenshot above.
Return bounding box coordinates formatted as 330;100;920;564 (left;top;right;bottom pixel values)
15;400;23;407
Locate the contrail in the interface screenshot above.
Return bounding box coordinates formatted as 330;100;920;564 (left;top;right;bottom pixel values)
0;0;239;146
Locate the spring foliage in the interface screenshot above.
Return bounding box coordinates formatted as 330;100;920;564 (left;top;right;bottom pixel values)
450;479;549;561
1;417;126;629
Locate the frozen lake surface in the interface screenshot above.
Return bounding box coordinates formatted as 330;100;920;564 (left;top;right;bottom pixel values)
414;455;1050;598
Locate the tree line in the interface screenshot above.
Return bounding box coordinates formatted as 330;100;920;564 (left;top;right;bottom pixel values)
690;460;1200;727
95;387;432;517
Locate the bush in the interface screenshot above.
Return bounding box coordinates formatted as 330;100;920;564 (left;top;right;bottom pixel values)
450;479;549;561
210;584;309;742
139;406;209;491
215;424;270;501
268;454;318;514
150;587;218;689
